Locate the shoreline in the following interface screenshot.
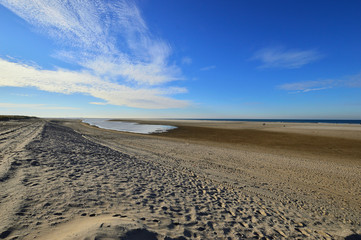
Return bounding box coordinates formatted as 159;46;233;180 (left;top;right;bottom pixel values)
87;118;361;164
108;118;361;134
109;118;361;125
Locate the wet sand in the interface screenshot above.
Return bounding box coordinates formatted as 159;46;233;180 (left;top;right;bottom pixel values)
0;118;360;239
156;122;361;163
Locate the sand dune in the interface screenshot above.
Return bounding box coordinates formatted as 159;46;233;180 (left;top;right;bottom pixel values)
0;119;360;239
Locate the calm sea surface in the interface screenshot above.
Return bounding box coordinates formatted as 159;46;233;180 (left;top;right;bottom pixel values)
82;118;176;134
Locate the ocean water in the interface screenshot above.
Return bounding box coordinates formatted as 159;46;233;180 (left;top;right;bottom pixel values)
82;119;177;134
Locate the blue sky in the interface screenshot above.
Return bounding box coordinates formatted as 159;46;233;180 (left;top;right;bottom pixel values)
0;0;360;118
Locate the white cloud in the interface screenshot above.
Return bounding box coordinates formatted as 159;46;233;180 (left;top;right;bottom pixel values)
200;65;216;71
0;0;188;108
344;73;361;88
0;58;188;109
252;47;322;69
181;57;192;65
80;55;181;85
0;102;79;110
278;72;361;93
279;80;334;93
1;0;146;56
11;93;36;97
89;102;108;105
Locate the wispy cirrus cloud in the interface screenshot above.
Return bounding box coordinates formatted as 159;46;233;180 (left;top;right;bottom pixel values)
344;73;361;88
278;72;361;93
11;93;36;97
0;0;188;108
0;102;79;110
200;65;216;71
279;80;335;93
252;47;322;69
89;102;108;105
181;57;192;65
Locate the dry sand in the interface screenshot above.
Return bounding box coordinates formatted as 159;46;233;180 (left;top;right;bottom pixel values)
0;118;360;239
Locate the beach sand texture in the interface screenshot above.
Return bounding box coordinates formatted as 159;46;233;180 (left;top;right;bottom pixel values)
0;119;360;239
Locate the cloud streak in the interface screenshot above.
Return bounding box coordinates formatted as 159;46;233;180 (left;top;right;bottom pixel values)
200;65;216;71
278;72;361;93
0;0;188;108
279;80;334;93
181;57;192;65
0;102;79;110
252;47;322;69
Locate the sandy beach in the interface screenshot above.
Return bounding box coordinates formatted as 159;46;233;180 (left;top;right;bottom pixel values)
0;118;360;239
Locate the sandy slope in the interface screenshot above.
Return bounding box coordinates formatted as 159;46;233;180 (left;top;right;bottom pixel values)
0;119;360;239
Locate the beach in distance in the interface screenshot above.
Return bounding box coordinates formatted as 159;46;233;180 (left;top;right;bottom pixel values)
0;118;360;239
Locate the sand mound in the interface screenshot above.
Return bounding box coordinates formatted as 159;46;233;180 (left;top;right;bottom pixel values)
36;215;160;240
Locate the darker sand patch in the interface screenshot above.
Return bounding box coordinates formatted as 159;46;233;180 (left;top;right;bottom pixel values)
155;125;361;163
